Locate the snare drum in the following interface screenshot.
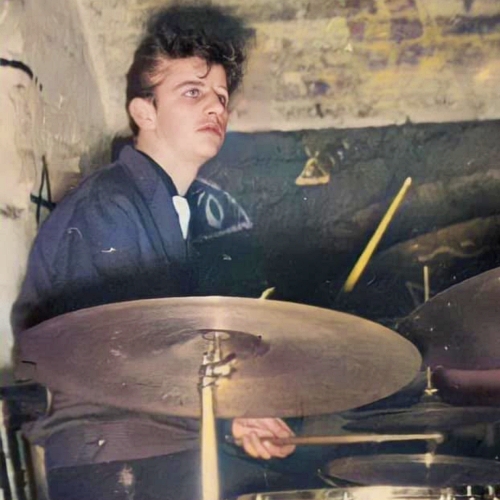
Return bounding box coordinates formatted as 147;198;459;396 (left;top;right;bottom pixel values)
237;486;500;500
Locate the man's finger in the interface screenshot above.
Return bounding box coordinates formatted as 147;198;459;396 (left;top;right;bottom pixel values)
262;441;292;458
250;432;273;459
242;435;295;459
276;444;296;457
261;437;296;458
256;418;294;439
240;435;258;459
231;418;296;458
244;432;271;459
269;418;295;437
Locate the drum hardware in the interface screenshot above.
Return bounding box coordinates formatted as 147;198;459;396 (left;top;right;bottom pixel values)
315;469;351;489
200;332;234;500
344;366;500;433
0;399;43;500
0;384;50;500
236;486;500;500
424;367;438;397
1;399;19;500
459;485;500;500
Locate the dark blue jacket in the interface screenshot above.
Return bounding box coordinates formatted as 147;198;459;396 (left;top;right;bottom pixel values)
12;146;193;334
11;146;201;466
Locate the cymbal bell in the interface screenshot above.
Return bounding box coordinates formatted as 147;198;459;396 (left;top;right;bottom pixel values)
17;297;421;418
398;267;500;370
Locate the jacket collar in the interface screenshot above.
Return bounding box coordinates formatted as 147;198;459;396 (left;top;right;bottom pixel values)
117;145;189;261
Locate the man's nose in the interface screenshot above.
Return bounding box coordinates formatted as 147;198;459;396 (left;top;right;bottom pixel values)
206;90;226;115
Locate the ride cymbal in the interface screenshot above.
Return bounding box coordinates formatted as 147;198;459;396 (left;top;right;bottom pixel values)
17;297;421;418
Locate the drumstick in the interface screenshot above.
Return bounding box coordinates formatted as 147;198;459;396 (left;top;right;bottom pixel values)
259;287;275;299
228;432;444;447
343;177;412;292
423;265;430;302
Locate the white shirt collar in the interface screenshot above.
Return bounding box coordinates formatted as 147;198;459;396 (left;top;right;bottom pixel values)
172;196;191;240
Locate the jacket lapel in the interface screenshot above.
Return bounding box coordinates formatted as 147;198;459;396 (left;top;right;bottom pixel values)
119;146;187;263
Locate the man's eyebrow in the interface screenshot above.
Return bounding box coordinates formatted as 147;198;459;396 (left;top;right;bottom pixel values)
173;80;228;93
174;80;205;90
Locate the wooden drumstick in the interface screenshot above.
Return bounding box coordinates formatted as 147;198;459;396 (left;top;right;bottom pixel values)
343;177;412;292
423;265;430;302
201;378;219;500
228;432;444;447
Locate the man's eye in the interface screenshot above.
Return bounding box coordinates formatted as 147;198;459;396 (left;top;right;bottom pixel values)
185;88;200;97
218;95;228;106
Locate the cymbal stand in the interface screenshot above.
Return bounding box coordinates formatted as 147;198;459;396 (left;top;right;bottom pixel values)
423;366;439;400
413;366;448;424
200;332;233;500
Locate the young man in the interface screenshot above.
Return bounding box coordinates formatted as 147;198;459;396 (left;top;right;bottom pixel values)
11;4;295;499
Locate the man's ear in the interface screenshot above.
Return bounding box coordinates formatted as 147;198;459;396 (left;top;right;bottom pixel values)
128;97;156;131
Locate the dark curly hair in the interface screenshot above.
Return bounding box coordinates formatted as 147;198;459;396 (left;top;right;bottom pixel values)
126;3;254;135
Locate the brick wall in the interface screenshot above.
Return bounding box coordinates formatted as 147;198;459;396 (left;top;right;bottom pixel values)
80;0;500;132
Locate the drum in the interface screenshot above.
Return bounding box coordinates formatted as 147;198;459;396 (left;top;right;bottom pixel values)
237;485;500;500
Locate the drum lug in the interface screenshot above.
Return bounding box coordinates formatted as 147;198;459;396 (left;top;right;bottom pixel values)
485;485;499;500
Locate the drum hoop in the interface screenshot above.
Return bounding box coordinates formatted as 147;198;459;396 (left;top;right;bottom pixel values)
237;485;458;500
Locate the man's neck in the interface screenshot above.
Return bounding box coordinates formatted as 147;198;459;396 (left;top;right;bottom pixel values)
135;139;200;196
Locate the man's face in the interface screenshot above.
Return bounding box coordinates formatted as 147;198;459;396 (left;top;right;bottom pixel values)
148;56;229;165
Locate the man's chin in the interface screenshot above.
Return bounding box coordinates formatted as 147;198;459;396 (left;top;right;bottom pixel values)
197;141;224;162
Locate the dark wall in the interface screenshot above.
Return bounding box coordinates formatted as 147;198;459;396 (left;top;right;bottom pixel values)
196;120;500;323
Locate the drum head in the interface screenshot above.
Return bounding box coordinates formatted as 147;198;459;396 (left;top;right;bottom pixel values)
322;454;500;487
238;486;456;499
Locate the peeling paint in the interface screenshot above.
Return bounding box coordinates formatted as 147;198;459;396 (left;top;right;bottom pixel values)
0;205;24;220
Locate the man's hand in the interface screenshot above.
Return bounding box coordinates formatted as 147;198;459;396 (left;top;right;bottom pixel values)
231;418;296;460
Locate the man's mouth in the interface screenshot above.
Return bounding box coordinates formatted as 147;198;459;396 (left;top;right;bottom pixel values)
198;123;223;138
